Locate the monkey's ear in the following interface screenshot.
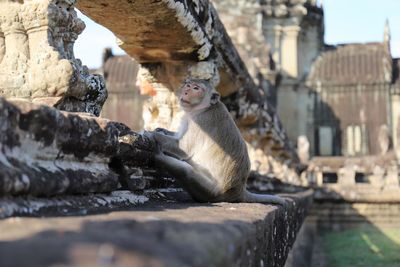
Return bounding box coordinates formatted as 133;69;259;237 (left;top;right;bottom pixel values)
210;92;220;105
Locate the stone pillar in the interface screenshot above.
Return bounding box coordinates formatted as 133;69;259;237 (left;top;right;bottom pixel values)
281;25;300;78
21;0;74;99
391;95;400;158
0;1;29;97
0;0;107;116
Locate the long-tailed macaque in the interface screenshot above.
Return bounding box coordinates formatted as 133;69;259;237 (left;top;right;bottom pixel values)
148;78;285;204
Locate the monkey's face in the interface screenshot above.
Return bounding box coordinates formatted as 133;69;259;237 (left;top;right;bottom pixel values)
179;82;207;110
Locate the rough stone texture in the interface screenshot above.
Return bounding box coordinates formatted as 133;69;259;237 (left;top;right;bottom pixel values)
0;189;313;267
0;0;107;116
212;0;277;93
78;0;212;62
0;97;155;197
284;219;316;267
0;190;149;219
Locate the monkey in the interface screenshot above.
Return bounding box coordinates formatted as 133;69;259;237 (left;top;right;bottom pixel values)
147;78;285;205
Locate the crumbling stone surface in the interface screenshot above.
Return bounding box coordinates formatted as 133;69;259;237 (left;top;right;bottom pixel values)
0;0;107;116
0;189;313;267
0;190;149;219
0;97;154;197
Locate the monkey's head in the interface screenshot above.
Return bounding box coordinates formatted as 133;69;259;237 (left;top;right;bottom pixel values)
179;79;220;113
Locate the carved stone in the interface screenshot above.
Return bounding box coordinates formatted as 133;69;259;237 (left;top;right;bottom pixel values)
0;1;29;97
0;0;107;116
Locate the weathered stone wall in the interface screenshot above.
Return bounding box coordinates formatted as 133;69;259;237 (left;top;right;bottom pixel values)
0;97;155;196
212;0;276;87
0;0;107;116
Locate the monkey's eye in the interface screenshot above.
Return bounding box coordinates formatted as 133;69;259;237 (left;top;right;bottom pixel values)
193;86;199;90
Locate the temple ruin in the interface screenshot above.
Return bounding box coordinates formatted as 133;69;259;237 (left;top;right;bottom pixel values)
0;0;399;266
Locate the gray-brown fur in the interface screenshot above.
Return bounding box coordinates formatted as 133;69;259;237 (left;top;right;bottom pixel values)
149;79;285;204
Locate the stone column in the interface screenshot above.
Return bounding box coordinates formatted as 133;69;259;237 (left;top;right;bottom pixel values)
21;0;73;99
281;25;300;78
16;0;107;116
391;95;400;154
0;1;29;97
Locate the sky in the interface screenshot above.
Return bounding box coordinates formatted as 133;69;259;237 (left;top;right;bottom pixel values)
74;0;400;69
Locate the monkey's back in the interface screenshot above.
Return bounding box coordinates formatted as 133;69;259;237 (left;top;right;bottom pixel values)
180;102;251;193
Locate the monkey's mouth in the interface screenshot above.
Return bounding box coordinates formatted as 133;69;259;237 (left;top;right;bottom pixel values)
180;99;191;105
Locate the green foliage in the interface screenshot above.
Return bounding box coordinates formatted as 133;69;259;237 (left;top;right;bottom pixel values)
323;225;400;267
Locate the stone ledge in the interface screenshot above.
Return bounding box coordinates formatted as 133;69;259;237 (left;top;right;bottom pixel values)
0;189;312;267
0;97;155;197
0;190;150;219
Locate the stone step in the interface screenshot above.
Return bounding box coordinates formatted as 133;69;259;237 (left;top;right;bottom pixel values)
0;189;313;267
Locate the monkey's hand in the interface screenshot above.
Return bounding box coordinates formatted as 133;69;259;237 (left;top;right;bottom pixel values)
142;130;155;142
142;131;160;152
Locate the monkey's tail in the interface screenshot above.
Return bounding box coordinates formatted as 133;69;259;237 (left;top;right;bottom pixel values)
243;190;285;205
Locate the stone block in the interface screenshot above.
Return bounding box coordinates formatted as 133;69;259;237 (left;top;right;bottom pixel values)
0;97;155;196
